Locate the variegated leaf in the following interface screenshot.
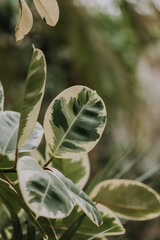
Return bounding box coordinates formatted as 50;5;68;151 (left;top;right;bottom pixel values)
90;179;160;221
45;145;90;189
17;46;46;148
15;0;33;41
44;86;107;159
0;111;43;155
17;156;75;219
0;81;4;116
56;204;125;237
33;0;59;26
48;168;102;226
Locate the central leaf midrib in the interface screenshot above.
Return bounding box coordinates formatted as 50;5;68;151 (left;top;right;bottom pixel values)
53;96;93;156
38;174;51;215
95;200;147;211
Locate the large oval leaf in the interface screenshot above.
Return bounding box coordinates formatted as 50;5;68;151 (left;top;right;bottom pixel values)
0;111;43;155
17;46;46;148
48;167;102;226
90;179;160;221
45;145;90;189
0;81;4;116
17;156;75;219
33;0;59;26
44;86;107;159
15;0;33;41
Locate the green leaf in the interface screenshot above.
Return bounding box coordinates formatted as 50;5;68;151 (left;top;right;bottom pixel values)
38;218;58;240
15;0;33;41
44;86;107;159
46;145;90;189
17;156;75;219
0;194;23;240
0;81;4;116
90;179;160;221
0;179;48;238
48;167;102;226
56;204;125;238
33;0;59;26
17;46;46;148
0;111;43;155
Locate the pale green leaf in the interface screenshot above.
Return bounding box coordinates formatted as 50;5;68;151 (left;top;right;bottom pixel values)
44;86;107;158
46;145;90;189
48;167;102;226
56;204;125;237
0;81;4;116
15;0;33;41
17;156;75;219
0;111;43;155
17;46;46;148
0;194;23;240
90;179;160;221
0;179;48;238
33;0;59;26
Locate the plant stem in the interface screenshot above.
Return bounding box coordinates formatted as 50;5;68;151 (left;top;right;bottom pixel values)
43;156;54;167
13;147;19;169
0;167;16;173
0;172;14;186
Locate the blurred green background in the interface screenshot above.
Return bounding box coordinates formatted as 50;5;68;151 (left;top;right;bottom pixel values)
0;0;160;239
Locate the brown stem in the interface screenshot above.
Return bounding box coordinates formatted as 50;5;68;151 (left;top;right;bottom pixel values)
43;156;54;167
0;167;16;173
13;147;19;169
0;172;14;186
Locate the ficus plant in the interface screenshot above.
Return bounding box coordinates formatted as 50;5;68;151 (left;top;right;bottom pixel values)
0;1;160;240
0;46;160;240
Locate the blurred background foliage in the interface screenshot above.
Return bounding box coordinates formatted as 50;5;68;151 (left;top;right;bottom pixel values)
0;0;160;239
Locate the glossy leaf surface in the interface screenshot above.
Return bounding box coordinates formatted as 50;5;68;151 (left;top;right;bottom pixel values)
0;111;43;155
18;46;46;148
17;156;75;219
44;86;107;158
48;168;102;226
90;179;160;220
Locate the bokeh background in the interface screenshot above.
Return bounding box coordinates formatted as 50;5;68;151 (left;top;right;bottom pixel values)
0;0;160;239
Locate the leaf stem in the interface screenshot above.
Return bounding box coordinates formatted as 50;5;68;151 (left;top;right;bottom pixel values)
13;147;19;169
0;167;16;173
0;172;14;186
43;156;54;167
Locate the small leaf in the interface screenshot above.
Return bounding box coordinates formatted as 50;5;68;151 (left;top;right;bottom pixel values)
0;111;43;155
48;168;102;226
15;0;33;41
33;0;59;26
17;156;75;219
0;81;4;116
90;179;160;221
46;145;90;189
44;86;107;159
17;46;46;148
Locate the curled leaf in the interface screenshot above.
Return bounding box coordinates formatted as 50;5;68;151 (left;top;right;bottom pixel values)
15;0;33;41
